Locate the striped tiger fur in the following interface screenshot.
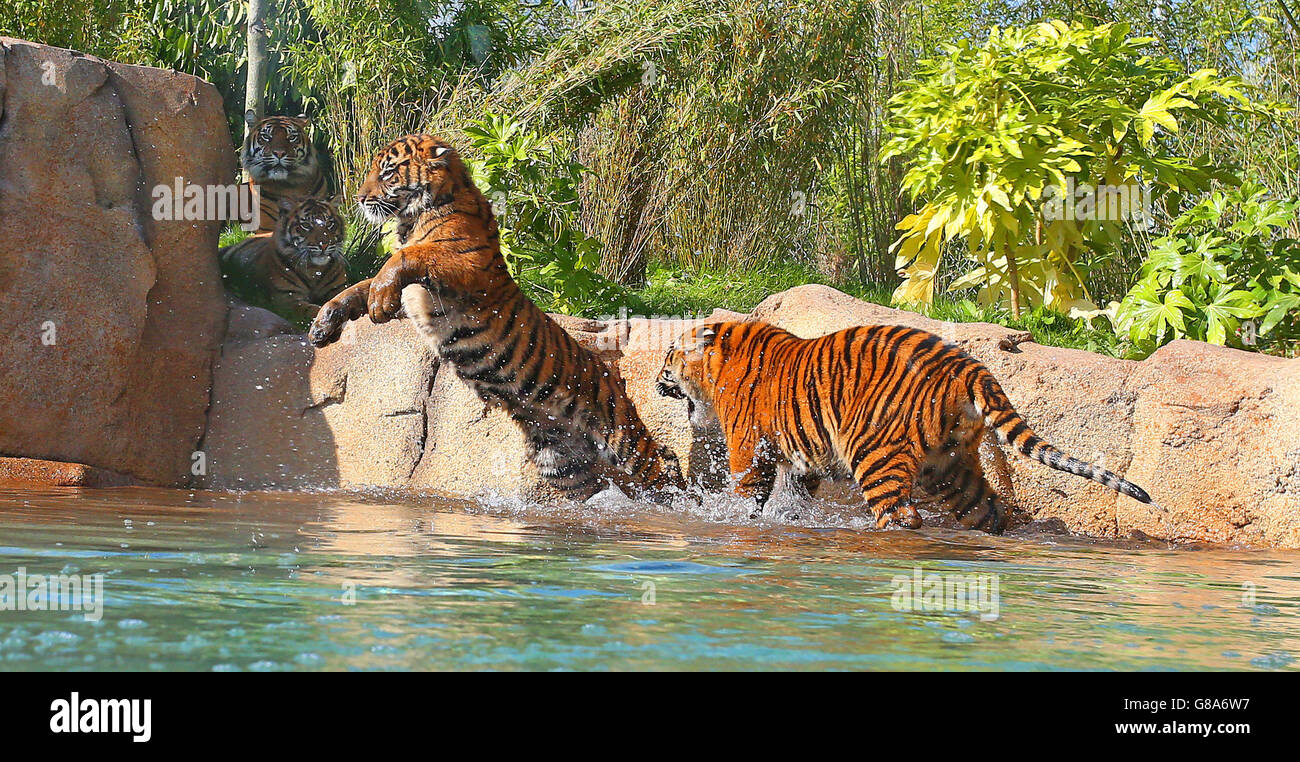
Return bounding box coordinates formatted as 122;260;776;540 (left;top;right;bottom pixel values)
656;321;1159;533
241;112;329;234
308;134;685;501
219;197;348;324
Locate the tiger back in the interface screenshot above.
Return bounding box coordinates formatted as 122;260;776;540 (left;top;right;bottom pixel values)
219;197;348;325
657;320;1159;533
240;112;330;234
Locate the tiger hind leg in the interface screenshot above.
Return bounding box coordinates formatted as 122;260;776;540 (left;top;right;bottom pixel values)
729;441;779;516
526;428;603;501
915;444;1009;534
851;446;923;530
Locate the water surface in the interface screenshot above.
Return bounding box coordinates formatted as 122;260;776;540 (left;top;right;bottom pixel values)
0;486;1296;671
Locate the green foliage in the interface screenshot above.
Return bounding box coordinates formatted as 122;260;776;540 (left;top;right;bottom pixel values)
5;1;1299;360
633;261;874;316
464;114;622;315
218;223;250;249
0;0;130;56
446;0;917;284
883;20;1273;316
1115;184;1300;356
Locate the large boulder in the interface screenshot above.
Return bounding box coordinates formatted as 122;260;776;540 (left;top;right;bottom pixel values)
0;38;235;484
200;283;1298;547
198;296;740;497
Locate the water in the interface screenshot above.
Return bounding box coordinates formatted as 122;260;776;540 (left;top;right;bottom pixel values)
0;485;1297;671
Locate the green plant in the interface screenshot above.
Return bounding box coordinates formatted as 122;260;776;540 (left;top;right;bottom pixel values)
464;114;622;315
1115;184;1300;356
882;20;1273;317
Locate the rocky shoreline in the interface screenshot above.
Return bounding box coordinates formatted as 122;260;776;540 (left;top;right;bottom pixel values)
1;38;1296;548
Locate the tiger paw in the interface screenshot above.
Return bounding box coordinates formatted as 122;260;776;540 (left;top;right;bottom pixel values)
366;258;422;324
875;504;923;530
308;302;354;347
308;281;370;347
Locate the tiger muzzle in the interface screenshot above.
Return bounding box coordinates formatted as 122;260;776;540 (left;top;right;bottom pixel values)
656;378;684;399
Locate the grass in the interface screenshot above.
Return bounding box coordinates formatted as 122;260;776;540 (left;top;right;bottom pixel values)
627;260;1123;357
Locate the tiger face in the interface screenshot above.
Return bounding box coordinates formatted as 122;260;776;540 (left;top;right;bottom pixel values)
657;325;720;429
355;135;462;225
242;113;317;184
275;198;344;268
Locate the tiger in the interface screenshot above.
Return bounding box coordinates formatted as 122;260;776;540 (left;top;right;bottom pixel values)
307;134;685;501
655;320;1160;533
240;112;330;234
219;197;348;325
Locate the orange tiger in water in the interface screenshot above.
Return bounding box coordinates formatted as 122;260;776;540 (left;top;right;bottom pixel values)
308;134;684;500
241;112;330;233
656;321;1159;533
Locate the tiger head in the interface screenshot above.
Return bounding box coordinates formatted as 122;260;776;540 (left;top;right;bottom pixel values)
355;134;468;226
275;197;344;268
657;324;722;428
242;112;319;184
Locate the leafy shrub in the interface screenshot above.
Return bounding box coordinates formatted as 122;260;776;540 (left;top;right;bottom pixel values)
464;114;623;315
1115;184;1300;356
883;20;1271;317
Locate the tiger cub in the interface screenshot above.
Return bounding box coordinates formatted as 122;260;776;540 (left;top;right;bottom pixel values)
308;134;685;501
656;321;1159;533
240;112;330;234
219;197;348;324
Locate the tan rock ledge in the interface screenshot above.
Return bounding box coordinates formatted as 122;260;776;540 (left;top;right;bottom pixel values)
199;283;1300;549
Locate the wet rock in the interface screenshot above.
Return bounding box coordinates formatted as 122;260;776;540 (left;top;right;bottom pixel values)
203;283;1298;547
0;456;136;488
0;38;234;485
225;295;295;342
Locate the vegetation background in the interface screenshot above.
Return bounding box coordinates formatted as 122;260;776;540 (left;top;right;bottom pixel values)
2;0;1297;357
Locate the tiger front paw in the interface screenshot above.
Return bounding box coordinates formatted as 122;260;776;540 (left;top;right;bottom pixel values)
366;257;423;324
308;281;370;348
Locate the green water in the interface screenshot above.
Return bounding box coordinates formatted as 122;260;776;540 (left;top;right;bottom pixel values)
0;485;1296;671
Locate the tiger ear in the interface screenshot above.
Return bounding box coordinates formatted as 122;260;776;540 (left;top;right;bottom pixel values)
277;197;297;213
244;109;258;127
433;146;451;158
681;325;717;352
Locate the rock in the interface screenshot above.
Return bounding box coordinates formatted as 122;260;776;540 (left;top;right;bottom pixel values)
0;38;234;485
225;295;295;342
1123;341;1300;548
200;282;1298;548
0;456;135;488
199;315;437;490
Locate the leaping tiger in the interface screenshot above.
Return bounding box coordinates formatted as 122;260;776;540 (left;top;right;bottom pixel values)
656;320;1160;533
308;134;685;501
